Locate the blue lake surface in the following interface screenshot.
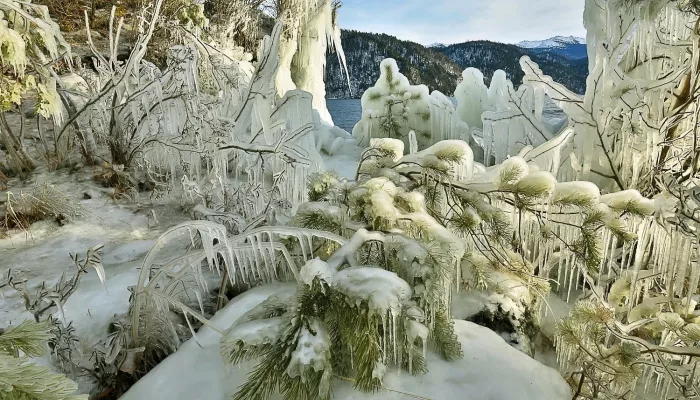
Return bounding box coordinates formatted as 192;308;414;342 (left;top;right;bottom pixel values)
327;99;362;133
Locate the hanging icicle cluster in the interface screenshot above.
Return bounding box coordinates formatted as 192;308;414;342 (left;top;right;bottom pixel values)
122;219;347;373
489;1;700;397
517;0;697;191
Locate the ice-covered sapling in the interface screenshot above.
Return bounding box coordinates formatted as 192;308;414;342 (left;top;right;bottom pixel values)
352;59;469;151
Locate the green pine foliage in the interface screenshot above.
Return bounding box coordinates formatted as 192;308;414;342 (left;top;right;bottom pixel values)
0;320;86;400
223;155;470;398
224;275;428;400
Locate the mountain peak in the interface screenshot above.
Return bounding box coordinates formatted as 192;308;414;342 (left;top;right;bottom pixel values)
517;36;586;49
428;42;447;49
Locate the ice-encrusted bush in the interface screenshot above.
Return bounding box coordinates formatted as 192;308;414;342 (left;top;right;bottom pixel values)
444;1;700;397
352;59;470;151
223;178;467;398
256;131;649;395
221;259;432;399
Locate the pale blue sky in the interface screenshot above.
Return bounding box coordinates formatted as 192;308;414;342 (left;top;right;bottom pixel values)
337;0;587;45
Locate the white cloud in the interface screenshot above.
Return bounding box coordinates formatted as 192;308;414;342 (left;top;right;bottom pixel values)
339;0;586;45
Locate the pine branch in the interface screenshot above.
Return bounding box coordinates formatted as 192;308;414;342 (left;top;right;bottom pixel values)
0;354;87;400
0;320;53;358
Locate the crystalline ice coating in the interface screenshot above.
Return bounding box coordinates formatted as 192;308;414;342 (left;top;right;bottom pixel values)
285;318;331;378
222;317;287;347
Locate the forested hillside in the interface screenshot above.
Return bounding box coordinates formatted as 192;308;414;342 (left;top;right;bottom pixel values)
326;31;588;98
436;41;588;93
325;30;463;98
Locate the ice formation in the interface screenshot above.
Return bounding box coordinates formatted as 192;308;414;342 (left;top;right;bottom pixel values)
95;21;339;223
418;7;700;394
455;69;561;166
516;0;697;193
300;258;334;285
285;318;332;381
221;317;288;348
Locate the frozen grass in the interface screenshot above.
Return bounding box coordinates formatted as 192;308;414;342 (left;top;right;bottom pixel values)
0;168;192;394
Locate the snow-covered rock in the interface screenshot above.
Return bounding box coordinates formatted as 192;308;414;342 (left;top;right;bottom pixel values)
122;284;571;400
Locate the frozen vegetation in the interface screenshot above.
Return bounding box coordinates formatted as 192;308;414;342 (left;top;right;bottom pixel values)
3;0;700;400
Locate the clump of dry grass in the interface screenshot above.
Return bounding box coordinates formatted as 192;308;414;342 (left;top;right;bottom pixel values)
1;183;82;232
93;163;139;201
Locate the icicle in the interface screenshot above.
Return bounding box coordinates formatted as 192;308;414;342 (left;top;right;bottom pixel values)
306;233;314;260
392;311;398;363
408;130;418;154
567;263;576;302
382;314;387;365
299;234;308;261
408;339;413;375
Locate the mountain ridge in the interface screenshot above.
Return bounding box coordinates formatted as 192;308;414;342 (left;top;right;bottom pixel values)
517;35;586;49
325;30;463;99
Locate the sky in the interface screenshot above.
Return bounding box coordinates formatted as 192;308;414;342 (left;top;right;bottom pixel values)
337;0;587;45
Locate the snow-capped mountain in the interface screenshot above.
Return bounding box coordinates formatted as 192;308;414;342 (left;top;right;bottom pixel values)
516;36;587;60
428;42;447;49
517;35;586;49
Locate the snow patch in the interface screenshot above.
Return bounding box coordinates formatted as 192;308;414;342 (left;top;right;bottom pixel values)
300;258;334;285
333;267;412;315
122;285;571;400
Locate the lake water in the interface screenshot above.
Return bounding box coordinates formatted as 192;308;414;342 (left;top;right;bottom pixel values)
327;98;567;134
327;99;363;133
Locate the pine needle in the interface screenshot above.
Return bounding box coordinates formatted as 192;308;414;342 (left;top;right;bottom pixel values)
0;320;53;358
0;354;87;400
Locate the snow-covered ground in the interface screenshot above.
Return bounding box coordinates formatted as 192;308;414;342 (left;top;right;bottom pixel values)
121;284;571;400
322;140;363;180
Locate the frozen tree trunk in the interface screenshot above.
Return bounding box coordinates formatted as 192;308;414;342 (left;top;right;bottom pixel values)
275;0;348;126
290;0;334;124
